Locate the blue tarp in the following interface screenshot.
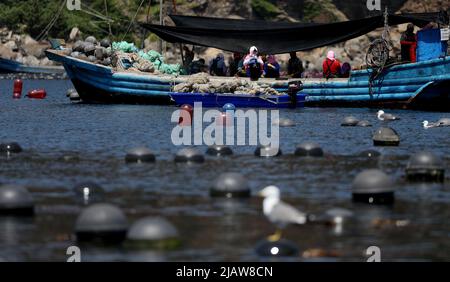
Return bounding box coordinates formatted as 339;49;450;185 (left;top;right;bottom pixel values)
417;28;448;62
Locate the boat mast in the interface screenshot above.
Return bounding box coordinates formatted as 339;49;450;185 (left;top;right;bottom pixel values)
158;0;163;54
104;0;113;37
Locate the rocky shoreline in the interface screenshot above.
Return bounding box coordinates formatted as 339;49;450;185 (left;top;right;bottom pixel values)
0;27;58;67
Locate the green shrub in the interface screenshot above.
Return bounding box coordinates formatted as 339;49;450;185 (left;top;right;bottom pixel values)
251;0;281;20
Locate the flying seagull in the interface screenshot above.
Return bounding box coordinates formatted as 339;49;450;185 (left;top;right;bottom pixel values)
258;186;307;242
377;110;400;121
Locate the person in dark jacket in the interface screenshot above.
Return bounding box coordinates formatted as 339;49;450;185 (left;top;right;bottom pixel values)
228;52;243;76
263;55;280;78
209;53;227;76
340;62;351;78
287;52;304;78
189;58;206;74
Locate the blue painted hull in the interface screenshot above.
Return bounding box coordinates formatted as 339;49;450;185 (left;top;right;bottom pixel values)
169;92;306;108
301;59;450;110
0;57;65;74
45;50;450;110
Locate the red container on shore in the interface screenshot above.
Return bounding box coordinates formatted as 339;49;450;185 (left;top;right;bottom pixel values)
13;79;23;99
27;89;47;99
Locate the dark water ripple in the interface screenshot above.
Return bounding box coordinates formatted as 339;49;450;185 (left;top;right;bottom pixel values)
0;79;449;261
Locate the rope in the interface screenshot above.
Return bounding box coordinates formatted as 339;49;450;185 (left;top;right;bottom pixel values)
104;0;113;36
36;0;66;41
366;8;393;96
121;0;146;41
80;2;114;22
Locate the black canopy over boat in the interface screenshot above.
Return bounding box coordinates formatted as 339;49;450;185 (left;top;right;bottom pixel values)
142;12;447;54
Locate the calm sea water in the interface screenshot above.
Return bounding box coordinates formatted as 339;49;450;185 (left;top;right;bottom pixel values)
0;79;449;262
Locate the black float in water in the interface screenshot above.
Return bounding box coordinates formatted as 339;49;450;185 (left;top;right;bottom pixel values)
255;239;299;257
438;118;450;126
210;172;251;198
295;142;324;157
73;182;105;204
206;145;233;156
352;169;395;205
341;116;359;126
75;203;128;243
405;151;445;182
127;217;180;249
125;147;156;163
0;142;22;154
0;185;34;215
373;127;400;146
174;148;205;163
356;120;372;127
254;145;282;157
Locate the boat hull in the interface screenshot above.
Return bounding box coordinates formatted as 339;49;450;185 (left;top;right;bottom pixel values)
0;57;65;74
169;92;306;108
71;78;172;104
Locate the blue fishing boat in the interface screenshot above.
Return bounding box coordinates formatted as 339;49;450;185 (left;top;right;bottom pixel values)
43;11;450;109
0;57;65;74
46;49;450;110
169;92;307;108
46;50;177;104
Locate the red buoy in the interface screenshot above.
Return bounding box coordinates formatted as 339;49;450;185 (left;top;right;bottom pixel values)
13;79;23;99
216;112;232;127
178;104;193;126
27;89;47;99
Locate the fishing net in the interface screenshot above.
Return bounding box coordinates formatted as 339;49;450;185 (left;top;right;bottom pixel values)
110;41;181;75
112;41;139;53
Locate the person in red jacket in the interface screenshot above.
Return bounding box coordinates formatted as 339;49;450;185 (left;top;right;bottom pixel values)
400;24;417;63
322;50;341;79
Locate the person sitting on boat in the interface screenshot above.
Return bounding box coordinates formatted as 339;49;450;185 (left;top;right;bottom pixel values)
209;53;227;76
322;50;341;79
182;46;195;74
263;55;281;78
189;58;206;74
236;57;247;77
244;46;264;80
229;52;243;76
288;52;304;78
340;62;351;78
400;23;417;63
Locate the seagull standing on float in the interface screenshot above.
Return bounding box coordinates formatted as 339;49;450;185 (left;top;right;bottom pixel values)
258;186;307;242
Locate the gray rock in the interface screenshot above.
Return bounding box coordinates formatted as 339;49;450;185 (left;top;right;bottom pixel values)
85;36;97;45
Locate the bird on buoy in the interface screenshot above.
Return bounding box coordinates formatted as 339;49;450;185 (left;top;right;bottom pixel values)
422;120;441;129
377;110;400;121
258;186;307;242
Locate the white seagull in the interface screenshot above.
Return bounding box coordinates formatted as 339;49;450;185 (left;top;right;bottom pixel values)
258;186;307;242
422;120;441;129
377;110;400;121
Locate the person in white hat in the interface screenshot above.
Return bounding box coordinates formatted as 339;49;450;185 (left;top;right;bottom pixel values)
243;46;264;80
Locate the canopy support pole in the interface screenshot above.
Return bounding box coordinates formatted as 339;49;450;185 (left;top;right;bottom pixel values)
158;0;163;54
